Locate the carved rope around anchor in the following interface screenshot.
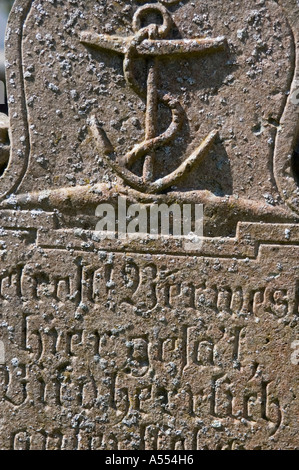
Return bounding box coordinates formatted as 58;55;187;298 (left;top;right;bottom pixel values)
82;3;222;193
122;25;185;170
90;116;218;194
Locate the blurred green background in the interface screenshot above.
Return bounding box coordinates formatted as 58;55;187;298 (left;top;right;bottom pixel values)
1;0;14;113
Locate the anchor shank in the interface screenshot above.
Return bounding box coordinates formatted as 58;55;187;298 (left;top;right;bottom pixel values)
143;58;158;183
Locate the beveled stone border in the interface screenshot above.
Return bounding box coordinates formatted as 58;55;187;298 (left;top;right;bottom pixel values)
274;0;299;215
0;0;33;201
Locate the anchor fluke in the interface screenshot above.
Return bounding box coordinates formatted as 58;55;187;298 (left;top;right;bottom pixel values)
89;116;114;156
90;116;218;194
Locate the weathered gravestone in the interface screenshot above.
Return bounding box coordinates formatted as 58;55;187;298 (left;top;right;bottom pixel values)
0;0;298;450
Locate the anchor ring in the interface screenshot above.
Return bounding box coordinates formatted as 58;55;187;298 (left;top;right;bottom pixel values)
133;3;172;38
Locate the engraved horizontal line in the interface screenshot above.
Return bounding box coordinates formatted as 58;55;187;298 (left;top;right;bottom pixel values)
35;222;299;260
36;230;255;259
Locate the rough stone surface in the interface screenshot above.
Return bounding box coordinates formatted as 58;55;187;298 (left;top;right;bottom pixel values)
0;0;298;450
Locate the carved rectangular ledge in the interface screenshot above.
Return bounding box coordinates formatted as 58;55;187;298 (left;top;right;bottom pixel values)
0;211;298;259
33;222;299;259
237;222;299;244
36;228;254;259
0;210;56;230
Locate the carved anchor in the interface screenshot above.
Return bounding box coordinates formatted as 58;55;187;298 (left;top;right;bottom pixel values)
81;3;227;194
